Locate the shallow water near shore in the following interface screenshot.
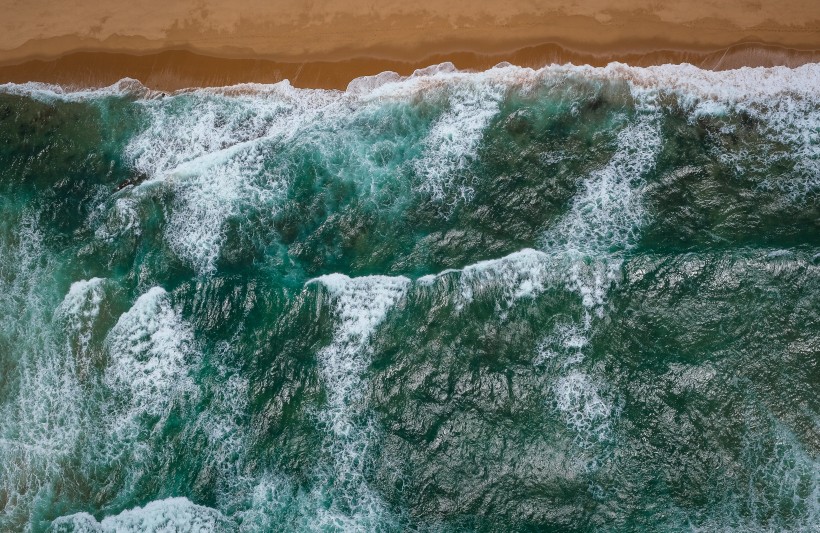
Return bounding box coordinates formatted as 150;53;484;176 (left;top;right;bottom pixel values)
0;63;818;532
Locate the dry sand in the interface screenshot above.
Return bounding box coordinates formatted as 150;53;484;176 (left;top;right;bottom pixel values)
1;0;819;90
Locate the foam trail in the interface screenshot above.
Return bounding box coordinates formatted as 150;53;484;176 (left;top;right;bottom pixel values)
545;109;661;255
553;108;661;315
504;90;658;457
414;77;504;207
534;323;588;368
190;343;254;512
534;103;660;451
307;273;410;529
311;274;410;436
553;370;613;448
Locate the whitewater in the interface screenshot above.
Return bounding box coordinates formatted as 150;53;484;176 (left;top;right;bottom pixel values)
0;62;818;532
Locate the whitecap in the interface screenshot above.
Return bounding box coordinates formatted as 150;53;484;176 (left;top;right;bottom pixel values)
304;274;410;527
51;497;231;532
413;79;504;208
105;286;199;420
309;273;409;437
55;278;107;371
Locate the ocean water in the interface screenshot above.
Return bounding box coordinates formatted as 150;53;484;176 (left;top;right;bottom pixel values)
0;62;818;532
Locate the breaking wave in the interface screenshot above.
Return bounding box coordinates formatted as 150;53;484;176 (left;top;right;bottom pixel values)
0;61;817;531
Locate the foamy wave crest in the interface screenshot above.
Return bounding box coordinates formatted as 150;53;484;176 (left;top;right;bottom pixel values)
0;77;153;103
56;278;106;325
51;497;231;532
603;63;820;199
124;88;313;272
103;286;200;462
416;248;555;314
55;278;107;377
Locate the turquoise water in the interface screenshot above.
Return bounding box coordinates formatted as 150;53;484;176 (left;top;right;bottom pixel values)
0;63;818;532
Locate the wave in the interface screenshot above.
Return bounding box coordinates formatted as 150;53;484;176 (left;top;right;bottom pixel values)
6;61;815;273
1;60;817;531
3;60;820;98
51;497;231;532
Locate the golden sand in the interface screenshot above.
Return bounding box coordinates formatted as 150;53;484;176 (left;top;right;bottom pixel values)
1;0;819;90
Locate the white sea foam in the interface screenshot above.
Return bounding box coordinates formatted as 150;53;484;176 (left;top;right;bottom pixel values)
98;286;200;489
124;92;309;273
57;278;106;324
346;70;402;95
0;214;88;529
5;62;819;105
51;497;231;532
0;77;154;103
235;473;403;533
457;248;553;308
544;109;661;256
55;286;203;509
533;321;614;453
310;273;409;437
534;323;588;368
191;343;254;511
105;286;199;421
413;79;504;207
55;278;107;374
417;248;557;316
8;61;804;273
553;370;613;447
306;274;410;527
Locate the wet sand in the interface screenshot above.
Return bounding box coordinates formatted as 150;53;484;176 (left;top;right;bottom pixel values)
1;1;819;90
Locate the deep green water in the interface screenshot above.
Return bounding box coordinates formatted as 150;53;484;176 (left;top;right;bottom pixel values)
0;63;818;532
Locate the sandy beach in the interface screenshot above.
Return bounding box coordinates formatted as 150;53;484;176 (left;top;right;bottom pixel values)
1;0;819;90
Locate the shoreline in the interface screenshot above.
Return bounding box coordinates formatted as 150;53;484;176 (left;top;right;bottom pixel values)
1;1;818;91
2;42;820;92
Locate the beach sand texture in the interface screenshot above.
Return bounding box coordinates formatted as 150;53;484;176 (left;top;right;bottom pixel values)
1;0;819;88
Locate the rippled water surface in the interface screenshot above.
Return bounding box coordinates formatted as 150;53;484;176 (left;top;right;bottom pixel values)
0;63;818;531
